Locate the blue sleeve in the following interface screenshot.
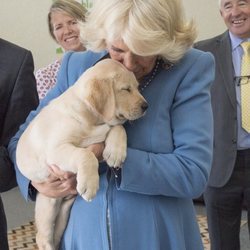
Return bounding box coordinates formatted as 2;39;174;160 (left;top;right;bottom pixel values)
117;52;215;199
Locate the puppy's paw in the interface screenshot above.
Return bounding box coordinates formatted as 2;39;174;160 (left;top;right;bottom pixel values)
103;125;127;168
76;155;99;202
103;143;126;168
77;170;99;202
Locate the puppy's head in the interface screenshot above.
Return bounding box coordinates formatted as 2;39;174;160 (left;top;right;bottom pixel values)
81;59;148;125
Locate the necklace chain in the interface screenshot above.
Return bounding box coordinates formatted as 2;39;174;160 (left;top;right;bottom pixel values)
139;59;161;92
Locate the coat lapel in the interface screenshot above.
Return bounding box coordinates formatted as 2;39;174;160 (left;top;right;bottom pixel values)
215;31;237;109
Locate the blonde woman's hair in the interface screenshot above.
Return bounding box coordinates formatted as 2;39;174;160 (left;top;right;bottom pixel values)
48;0;87;41
81;0;197;63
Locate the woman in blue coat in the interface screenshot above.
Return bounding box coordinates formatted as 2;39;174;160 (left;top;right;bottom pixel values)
8;0;215;249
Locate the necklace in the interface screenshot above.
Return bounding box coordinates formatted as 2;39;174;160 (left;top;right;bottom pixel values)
139;59;161;92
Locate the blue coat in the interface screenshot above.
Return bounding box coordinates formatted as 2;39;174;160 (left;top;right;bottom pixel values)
8;49;215;250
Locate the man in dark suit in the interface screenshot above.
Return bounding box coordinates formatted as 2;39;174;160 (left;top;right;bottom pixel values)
0;38;38;250
194;0;250;249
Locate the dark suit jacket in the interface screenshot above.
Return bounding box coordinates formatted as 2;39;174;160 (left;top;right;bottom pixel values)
0;38;38;192
194;31;238;188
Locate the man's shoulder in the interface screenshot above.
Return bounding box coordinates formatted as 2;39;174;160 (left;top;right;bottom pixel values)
0;38;29;55
0;39;32;68
194;31;229;51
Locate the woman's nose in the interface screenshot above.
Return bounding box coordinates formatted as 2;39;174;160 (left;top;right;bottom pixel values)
123;53;137;71
63;25;73;34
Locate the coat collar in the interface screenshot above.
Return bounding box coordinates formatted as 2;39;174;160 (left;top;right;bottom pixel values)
215;31;236;109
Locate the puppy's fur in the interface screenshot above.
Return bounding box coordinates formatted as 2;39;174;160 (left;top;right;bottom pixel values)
16;59;147;250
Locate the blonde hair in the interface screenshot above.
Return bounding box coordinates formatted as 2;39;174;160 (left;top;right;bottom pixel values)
48;0;87;41
81;0;197;63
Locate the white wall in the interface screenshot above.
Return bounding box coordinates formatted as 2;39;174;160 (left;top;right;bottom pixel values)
0;0;58;70
183;0;226;40
0;0;226;70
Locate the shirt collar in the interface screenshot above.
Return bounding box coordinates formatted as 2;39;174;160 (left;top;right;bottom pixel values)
229;31;250;51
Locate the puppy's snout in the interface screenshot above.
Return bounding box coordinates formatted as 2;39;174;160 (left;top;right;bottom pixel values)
141;102;148;112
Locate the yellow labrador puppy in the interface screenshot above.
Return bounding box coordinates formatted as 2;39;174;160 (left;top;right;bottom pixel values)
16;58;148;250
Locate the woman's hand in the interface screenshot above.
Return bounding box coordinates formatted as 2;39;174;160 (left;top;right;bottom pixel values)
31;165;77;198
87;142;105;161
30;143;104;198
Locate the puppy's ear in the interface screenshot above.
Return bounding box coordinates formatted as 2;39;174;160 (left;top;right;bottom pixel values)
83;78;115;121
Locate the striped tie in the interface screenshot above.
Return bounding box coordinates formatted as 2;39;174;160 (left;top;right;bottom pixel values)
240;42;250;133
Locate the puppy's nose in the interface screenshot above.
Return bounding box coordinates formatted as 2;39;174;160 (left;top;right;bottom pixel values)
141;102;148;112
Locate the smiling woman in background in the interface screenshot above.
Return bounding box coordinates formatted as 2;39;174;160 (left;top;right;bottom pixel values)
36;0;87;100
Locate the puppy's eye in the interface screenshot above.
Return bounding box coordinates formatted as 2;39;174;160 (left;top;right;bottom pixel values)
121;87;131;93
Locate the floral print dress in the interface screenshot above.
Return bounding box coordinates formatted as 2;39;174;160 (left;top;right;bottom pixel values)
35;59;61;100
